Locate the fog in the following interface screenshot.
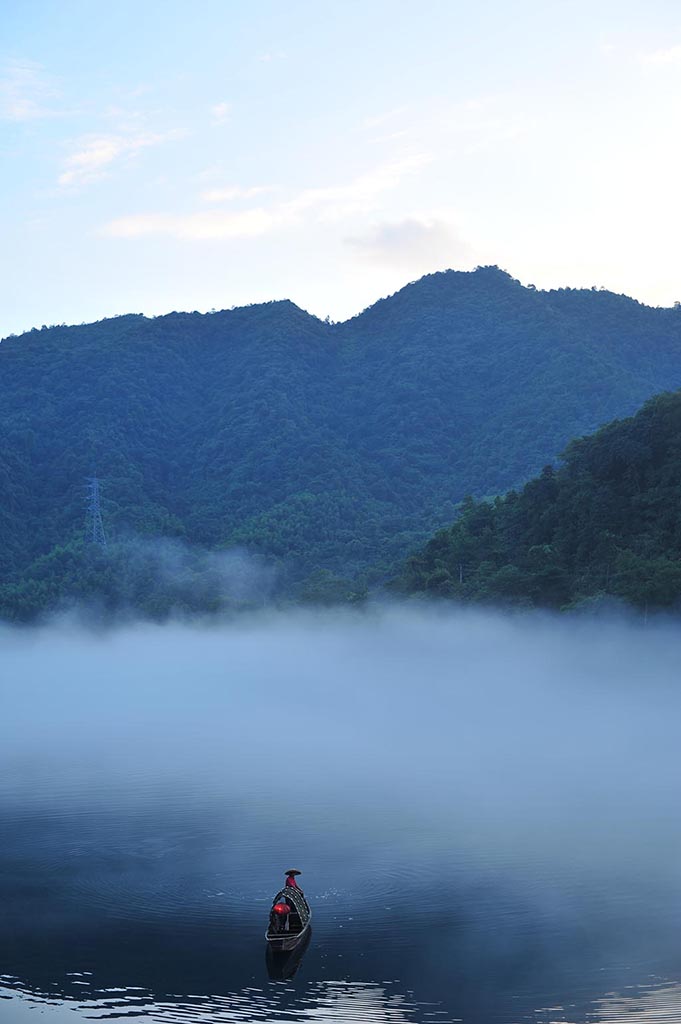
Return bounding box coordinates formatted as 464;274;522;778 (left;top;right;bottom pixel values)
3;602;681;1022
2;602;680;877
66;537;277;618
120;538;277;605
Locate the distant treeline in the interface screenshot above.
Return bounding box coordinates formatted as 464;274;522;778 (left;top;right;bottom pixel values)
399;392;681;612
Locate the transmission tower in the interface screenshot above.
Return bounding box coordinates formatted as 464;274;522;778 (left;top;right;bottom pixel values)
85;476;108;549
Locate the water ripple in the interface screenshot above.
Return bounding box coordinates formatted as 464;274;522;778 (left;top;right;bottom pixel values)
0;980;456;1024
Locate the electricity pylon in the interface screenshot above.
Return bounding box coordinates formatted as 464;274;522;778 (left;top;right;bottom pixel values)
85;476;108;549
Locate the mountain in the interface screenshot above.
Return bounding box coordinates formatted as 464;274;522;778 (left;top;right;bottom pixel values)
399;390;681;612
2;266;681;618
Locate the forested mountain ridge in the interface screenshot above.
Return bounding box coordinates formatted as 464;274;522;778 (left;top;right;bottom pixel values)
2;266;681;618
399;390;681;611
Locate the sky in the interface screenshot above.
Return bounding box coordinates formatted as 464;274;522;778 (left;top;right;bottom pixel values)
1;0;680;338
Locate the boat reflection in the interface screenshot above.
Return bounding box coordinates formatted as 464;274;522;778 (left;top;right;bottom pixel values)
266;926;312;980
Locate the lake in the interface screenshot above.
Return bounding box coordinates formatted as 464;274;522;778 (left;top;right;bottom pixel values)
2;605;680;1023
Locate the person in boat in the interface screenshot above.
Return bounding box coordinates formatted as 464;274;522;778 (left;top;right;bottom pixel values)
285;869;302;891
271;899;291;932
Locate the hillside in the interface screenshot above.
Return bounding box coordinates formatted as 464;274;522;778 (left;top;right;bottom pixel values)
400;390;681;611
2;266;681;617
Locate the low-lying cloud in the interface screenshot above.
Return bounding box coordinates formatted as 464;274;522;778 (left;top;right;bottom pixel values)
2;602;680;878
67;536;276;621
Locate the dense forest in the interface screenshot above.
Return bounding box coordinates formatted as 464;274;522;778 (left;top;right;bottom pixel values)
400;391;681;612
2;266;681;618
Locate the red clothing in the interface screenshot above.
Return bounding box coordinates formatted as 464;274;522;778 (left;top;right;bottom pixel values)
286;875;299;888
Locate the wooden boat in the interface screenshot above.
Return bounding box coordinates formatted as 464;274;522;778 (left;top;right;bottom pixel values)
265;871;311;951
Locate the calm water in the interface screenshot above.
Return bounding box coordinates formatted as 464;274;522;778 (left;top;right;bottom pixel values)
2;607;681;1023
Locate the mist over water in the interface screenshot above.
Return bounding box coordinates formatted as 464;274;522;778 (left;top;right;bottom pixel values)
2;604;681;1023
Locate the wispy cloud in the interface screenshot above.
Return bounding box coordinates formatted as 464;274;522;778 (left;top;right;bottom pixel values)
200;185;275;202
58;130;178;188
360;95;535;162
430;96;535;156
102;154;430;240
0;59;58;121
639;44;681;65
102;104;149;133
362;105;412;130
346;217;471;270
210;101;231;125
105;207;278;240
284;154;430;223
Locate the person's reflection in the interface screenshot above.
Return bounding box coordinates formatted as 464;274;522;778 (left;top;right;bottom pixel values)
266;927;312;980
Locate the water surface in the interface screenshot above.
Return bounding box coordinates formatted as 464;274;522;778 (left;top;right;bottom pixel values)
2;607;680;1023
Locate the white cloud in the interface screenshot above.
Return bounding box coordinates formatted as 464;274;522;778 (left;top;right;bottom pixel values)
0;59;58;121
346;218;472;270
58;131;178;188
211;101;231;124
102;154;430;240
640;44;681;65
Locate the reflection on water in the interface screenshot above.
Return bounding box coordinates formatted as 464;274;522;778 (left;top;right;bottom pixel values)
2;608;681;1024
2;802;679;1024
0;978;454;1023
593;981;681;1022
3;976;681;1023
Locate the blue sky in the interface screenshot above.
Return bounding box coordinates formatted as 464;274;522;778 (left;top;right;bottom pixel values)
1;0;680;337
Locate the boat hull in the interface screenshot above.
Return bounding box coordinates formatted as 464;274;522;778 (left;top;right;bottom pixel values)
266;927;312;979
265;919;311;951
